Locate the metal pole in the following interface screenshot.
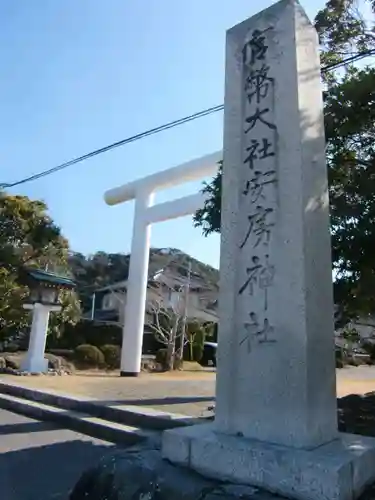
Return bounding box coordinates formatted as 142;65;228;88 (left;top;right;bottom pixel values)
178;261;192;362
91;293;96;321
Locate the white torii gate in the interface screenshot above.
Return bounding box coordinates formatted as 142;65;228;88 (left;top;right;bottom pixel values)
104;151;222;376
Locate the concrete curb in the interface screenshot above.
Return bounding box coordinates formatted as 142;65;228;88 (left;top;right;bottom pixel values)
0;392;158;446
0;380;207;431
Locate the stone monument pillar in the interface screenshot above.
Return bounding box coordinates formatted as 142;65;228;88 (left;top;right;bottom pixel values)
162;1;375;499
214;0;338;449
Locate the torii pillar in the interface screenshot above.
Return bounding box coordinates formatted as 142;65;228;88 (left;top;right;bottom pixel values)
104;152;222;376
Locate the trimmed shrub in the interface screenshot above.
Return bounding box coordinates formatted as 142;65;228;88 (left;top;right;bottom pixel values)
47;321;122;350
155;348;184;371
100;344;121;370
74;344;105;368
336;358;344;369
192;329;205;362
184;321;208;362
347;356;362;367
47;349;74;358
363;341;375;362
335;347;349;368
5;343;19;353
155;348;168;369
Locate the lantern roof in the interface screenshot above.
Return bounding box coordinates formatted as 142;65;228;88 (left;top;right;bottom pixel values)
20;267;76;290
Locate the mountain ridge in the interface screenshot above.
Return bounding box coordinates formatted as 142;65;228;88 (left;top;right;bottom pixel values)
68;247;219;311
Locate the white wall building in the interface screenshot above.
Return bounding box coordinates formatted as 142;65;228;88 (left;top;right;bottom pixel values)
94;266;218;327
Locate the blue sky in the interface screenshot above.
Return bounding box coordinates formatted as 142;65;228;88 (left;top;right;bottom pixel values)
1;0;325;269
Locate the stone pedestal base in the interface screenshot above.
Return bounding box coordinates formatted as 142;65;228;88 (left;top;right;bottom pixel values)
70;442;275;500
162;423;375;500
21;356;48;373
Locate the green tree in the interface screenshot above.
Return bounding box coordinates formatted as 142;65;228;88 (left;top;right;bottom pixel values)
194;0;375;321
48;289;82;339
0;193;80;339
68;251;131;311
0;267;29;340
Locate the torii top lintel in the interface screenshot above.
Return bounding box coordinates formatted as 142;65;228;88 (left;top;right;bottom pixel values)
104;151;222;206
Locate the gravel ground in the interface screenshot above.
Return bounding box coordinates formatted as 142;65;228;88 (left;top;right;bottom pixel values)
0;370;216;416
2;365;375;417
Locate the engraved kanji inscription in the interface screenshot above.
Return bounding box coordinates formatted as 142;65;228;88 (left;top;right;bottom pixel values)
239;205;274;249
243;138;275;170
238;23;278;347
240;312;276;353
243;169;277;203
238;254;275;309
242;29;268;66
238;255;262;295
239;312;257;353
259;254;275;310
245;108;276;133
245;64;273;105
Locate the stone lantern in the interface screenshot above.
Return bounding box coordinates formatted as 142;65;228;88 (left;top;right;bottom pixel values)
19;267;76;373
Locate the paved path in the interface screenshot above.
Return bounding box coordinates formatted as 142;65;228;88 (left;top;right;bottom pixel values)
3;365;375;417
0;409;119;500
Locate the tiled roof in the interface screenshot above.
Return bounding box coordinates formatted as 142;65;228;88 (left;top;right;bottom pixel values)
97;268;213;293
24;268;76;289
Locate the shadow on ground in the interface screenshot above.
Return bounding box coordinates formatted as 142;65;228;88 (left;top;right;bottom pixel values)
0;432;118;500
0;420;56;435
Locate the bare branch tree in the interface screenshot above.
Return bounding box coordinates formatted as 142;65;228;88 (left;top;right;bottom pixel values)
146;280;186;370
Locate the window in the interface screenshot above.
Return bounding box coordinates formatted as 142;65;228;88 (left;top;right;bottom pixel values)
102;294;112;310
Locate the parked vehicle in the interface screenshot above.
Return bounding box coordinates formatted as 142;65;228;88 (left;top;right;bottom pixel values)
199;341;217;367
352;348;371;360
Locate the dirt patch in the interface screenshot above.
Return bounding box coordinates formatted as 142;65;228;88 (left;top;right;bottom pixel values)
2;366;375;417
0;370;215;416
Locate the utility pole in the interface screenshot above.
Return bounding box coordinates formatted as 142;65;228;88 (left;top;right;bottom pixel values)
177;261;191;363
91;292;96;321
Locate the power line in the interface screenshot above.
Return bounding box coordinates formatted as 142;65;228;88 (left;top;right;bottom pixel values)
321;49;375;72
2;49;374;190
0;104;224;189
